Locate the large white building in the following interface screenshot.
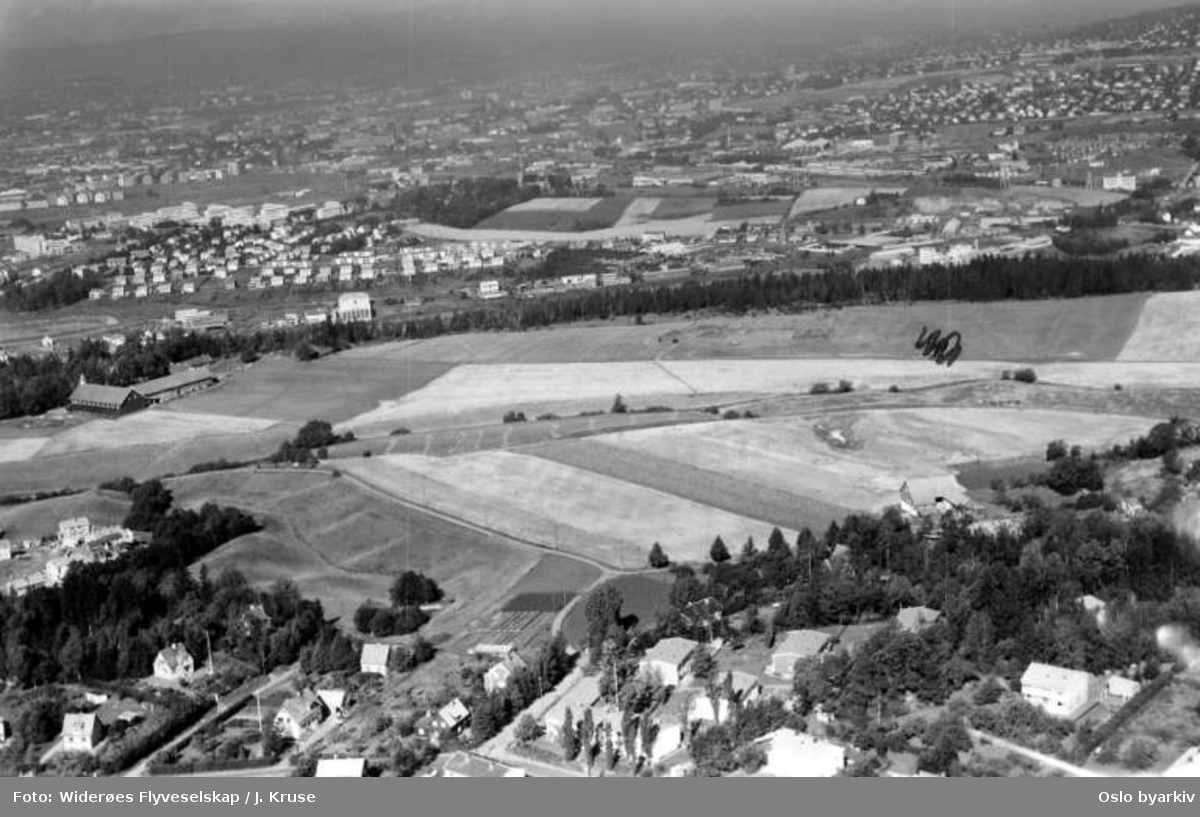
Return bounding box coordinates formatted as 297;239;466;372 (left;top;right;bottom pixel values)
1020;662;1093;718
335;292;373;324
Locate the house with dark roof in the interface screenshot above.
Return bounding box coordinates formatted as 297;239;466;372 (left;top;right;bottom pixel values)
131;368;218;404
416;698;470;746
68;381;149;416
768;630;832;678
153;643;195;684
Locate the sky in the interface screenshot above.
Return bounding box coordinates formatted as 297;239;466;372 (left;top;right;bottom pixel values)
0;0;1191;50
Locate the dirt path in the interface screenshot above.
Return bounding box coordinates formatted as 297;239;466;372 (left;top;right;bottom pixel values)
967;729;1102;778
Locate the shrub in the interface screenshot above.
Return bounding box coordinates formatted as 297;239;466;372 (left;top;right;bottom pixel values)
1012;368;1038;384
723;410;742;420
836;380;854;393
611;394;628;414
1001;370;1012;381
810;382;832;395
888;385;901;393
390;427;412;436
502;411;527;424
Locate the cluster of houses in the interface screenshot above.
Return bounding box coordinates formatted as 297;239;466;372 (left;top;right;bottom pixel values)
1;517;140;595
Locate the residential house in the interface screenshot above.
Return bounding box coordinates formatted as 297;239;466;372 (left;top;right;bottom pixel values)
0;540;13;561
484;652;527;695
360;643;390;677
274;690;327;741
57;517;92;548
639;637;698;687
896;606;941;633
335;292;373;323
1104;675;1141;707
0;718;10;745
647;688;692;763
753;729;846;777
315;757;366;777
153;643;195;684
1020;662;1093;718
768;630;832;679
316;689;349;720
61;713;103;754
416;698;470;746
543;675;602;743
1162;746;1200;778
688;671;762;727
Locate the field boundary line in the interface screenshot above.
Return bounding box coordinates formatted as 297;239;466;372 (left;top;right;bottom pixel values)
652;359;701;395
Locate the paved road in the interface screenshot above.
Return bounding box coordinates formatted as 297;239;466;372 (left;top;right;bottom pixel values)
968;729;1102;777
123;665;299;778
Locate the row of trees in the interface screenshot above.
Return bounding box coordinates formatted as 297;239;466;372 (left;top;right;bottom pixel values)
6;252;1200;420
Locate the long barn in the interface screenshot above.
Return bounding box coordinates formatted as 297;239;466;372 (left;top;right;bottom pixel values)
67;382;150;416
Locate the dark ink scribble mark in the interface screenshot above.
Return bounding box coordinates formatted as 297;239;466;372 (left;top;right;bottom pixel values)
915;326;963;367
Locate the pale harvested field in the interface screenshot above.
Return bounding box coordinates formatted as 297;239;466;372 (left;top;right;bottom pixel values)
1117;291;1200;362
526;437;852;533
1036;362;1200;389
36;410;280;457
341;452;795;568
614;197;663;227
505;197;604;213
0;437;50;463
339;358;1008;431
595;408;1158;513
407;211;782;243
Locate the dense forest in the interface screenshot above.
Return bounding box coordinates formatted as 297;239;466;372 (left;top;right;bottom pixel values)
0;479;355;687
4;252;1200;420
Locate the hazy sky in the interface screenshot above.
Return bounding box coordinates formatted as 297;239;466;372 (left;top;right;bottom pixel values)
0;0;1190;49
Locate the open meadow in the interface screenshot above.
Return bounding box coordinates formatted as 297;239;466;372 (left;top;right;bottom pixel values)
1117;291;1200;362
175;469;547;632
340;452;795;568
591;408;1158;514
0;489;130;541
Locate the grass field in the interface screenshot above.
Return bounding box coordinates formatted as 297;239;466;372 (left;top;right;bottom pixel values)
560;573;674;647
35;410;279;457
477;197;632;231
175;469;543;630
163;354;452;423
1117;291;1200;362
526;437;851;533
0;425;293;494
614;197;664;226
648;197;719;220
340;452;795;568
0;489;130;541
593;408;1157;514
713;198;793;220
789;188;887;217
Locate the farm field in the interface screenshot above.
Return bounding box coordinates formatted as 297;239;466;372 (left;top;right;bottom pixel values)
340;452;796;568
35;410;280;457
650;197;718;220
0;425;293;494
559;573;673;648
593;408;1158;514
0;489;130;541
1116;291;1200;362
789;187;899;216
525;437;851;532
176;469;543;631
476;197;632;232
613;197;663;227
163;354;451;423
712;198;793;220
343;294;1148;368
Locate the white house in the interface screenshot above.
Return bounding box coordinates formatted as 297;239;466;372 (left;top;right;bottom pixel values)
274;690;327;741
62;713;102;754
153;643;195;684
896;606;941;633
484;652;527;695
1104;675;1141;707
1020;662;1093;718
768;630;832;679
416;698;470;746
638;637;698;687
315;757;366;777
360;643;390;677
335;292;373;323
753;729;846;777
688;671;762;726
58;517;91;548
316;689;348;719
